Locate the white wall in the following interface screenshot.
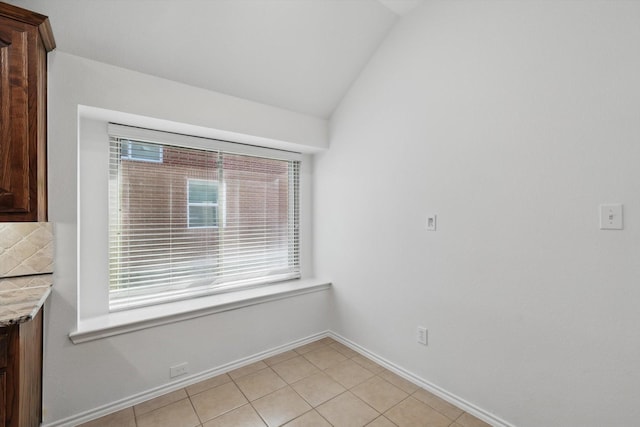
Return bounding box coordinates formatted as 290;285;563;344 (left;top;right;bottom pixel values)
315;1;640;426
45;52;330;424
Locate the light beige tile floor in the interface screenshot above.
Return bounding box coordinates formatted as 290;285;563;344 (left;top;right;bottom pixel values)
78;337;492;427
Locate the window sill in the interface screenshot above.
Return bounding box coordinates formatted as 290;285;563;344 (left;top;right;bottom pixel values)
69;278;331;344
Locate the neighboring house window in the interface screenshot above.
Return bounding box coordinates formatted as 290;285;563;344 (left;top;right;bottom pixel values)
120;140;163;163
108;126;300;311
187;179;219;228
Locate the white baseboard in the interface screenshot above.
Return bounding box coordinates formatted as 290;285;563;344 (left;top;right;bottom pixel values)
44;330;514;427
327;331;515;427
41;331;328;427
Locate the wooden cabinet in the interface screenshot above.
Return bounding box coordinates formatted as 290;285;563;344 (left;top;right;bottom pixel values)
0;332;6;427
0;309;43;427
0;3;55;222
0;371;5;427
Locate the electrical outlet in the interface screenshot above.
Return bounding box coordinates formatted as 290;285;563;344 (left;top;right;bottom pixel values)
170;362;189;378
417;327;428;345
426;215;437;231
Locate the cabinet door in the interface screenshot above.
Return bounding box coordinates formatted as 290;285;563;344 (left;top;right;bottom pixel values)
0;370;5;427
0;16;35;217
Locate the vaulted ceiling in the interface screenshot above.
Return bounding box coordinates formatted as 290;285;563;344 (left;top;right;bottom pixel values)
8;0;423;118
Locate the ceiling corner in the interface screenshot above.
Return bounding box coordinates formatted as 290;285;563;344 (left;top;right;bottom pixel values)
376;0;424;17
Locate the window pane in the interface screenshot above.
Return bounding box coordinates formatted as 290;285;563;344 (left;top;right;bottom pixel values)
122;140;163;162
189;205;218;228
188;180;218;204
109;134;300;311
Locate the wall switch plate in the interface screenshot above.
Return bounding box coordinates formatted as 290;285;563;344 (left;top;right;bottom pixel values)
170;362;189;378
417;327;428;345
426;215;437;231
600;204;623;230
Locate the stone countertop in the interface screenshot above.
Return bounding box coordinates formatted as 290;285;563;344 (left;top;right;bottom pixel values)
0;274;52;327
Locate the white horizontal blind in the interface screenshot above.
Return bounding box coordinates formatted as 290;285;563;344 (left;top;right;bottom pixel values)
108;127;300;311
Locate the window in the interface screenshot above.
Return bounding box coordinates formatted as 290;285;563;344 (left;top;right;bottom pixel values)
187;179;219;228
108;125;300;311
120;140;163;163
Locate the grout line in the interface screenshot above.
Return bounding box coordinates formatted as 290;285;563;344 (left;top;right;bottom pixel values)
254;339;336;426
223;378;252;422
271;344;327;422
281;408;314;426
246;399;269;427
314;409;334;427
186;393;202;426
410;387;468;423
133;389;193;420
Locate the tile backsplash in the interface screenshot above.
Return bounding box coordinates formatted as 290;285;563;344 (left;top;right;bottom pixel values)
0;222;53;278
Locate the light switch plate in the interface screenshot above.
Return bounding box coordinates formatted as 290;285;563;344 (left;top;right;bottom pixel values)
600;204;623;230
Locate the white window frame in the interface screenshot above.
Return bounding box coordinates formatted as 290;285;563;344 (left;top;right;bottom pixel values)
187;178;220;229
120;139;164;163
75;115;324;343
107;123;301;310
